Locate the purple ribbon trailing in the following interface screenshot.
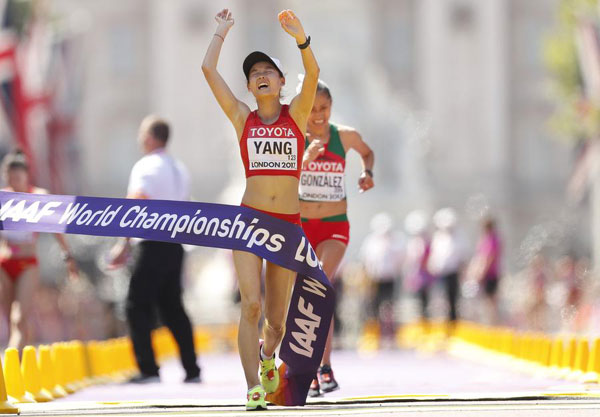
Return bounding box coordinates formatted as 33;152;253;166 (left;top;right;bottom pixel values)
0;191;334;405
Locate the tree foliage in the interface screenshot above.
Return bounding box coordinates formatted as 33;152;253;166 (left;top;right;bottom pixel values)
544;0;600;141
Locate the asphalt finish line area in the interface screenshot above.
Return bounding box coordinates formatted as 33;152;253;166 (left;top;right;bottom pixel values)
13;350;600;416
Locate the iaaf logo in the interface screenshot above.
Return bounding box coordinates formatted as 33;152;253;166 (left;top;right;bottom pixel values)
289;279;327;358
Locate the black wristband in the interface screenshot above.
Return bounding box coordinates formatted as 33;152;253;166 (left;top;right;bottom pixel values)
297;35;311;50
363;169;373;178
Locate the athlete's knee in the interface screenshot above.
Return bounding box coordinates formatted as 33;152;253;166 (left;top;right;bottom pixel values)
241;300;262;323
11;312;29;335
264;318;285;337
10;301;24;324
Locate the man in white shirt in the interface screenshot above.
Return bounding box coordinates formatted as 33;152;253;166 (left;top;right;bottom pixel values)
427;208;467;325
109;116;200;383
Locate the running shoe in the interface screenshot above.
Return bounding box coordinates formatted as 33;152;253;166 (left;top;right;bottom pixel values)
246;385;267;411
259;352;279;393
308;376;321;397
318;365;339;393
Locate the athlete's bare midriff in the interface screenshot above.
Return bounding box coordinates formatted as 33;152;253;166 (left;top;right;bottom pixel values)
243;176;300;214
300;199;347;219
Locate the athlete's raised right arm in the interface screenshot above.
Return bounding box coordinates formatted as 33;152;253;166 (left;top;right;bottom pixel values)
202;9;250;137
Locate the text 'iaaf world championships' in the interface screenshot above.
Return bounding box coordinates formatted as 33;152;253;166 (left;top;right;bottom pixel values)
0;198;321;267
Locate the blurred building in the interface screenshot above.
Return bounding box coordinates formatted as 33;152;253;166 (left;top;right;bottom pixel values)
48;0;582;273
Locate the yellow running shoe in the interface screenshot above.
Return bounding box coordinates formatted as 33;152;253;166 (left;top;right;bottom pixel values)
260;353;280;393
246;385;267;411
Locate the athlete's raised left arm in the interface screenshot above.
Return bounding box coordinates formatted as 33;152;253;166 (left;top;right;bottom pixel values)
279;10;319;133
341;128;374;192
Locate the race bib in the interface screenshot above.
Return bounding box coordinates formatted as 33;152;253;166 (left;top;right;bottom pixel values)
299;158;346;201
248;138;298;171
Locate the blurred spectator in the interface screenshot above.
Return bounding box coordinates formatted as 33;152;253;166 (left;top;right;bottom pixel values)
525;253;551;331
467;217;502;324
337;261;371;347
427;208;467;330
0;150;78;350
359;212;404;340
402;210;433;322
555;254;591;332
556;255;581;309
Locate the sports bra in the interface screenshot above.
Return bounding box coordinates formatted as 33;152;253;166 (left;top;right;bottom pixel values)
239;105;304;179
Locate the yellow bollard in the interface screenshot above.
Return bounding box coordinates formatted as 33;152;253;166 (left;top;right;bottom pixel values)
548;338;563;376
122;338;137;377
521;334;532;362
65;342;84;390
105;340;118;381
110;340;122;377
519;333;541;373
166;331;177;358
100;340;117;382
501;330;514;356
86;341;105;383
73;341;91;387
21;346;53;402
539;337;552;367
559;337;577;379
121;338;136;378
358;319;381;353
0;355;18;414
95;342;108;382
570;338;589;380
533;335;545;364
583;338;600;383
3;348;35;403
62;344;77;391
194;329;213;353
38;345;67;398
510;333;521;359
530;335;539;363
108;339;127;383
51;343;75;394
152;328;167;362
116;339;131;378
61;343;78;393
516;334;530;362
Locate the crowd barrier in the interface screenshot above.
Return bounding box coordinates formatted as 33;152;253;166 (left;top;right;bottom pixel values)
3;320;594;413
0;324;239;413
398;321;600;384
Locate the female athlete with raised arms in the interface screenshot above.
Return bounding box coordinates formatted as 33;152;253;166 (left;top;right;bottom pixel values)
202;8;319;411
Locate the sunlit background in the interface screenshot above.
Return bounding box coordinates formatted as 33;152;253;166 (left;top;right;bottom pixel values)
0;0;597;346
